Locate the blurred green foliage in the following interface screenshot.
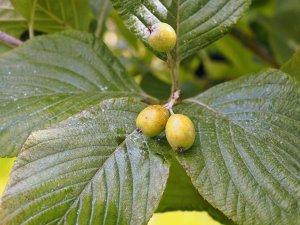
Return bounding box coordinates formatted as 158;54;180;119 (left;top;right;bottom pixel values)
99;0;299;100
0;158;14;195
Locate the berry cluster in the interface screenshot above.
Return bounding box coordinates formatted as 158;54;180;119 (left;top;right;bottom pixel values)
136;105;195;152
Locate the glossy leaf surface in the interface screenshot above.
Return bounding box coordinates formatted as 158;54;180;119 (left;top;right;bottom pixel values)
176;69;300;225
0;31;142;157
0;97;169;225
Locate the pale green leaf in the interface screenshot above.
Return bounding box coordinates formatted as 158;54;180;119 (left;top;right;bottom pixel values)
0;31;144;157
0;0;27;37
176;69;300;225
110;0;251;61
0;43;13;54
0;97;170;225
157;155;235;225
140;72;170;100
281;50;300;81
11;0;91;33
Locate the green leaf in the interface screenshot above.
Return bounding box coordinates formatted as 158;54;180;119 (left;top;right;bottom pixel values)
157;155;235;225
110;0;251;61
11;0;91;33
264;0;300;64
140;72;170;100
0;97;170;225
281;50;300;81
156;155;207;212
212;35;268;76
0;0;27;37
0;43;13;55
110;11;139;49
176;69;300;225
90;0;111;18
0;30;144;157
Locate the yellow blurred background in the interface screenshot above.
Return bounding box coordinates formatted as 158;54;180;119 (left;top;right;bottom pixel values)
0;158;220;225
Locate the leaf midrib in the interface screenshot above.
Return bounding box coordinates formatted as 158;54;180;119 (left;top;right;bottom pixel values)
2;118;140;224
35;4;72;29
57;129;138;224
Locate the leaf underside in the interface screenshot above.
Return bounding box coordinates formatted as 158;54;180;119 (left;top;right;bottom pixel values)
110;0;251;61
176;69;300;225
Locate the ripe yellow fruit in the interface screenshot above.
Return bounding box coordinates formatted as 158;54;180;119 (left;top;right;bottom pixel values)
148;22;176;52
136;105;170;137
166;114;195;152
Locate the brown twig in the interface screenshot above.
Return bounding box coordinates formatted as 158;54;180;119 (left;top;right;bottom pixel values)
230;28;280;68
0;31;23;47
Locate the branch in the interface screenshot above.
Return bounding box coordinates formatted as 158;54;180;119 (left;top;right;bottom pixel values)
230;28;280;68
29;0;38;39
164;53;181;110
0;31;23;47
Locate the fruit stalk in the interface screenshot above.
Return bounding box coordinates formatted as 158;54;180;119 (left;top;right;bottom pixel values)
165;53;180;110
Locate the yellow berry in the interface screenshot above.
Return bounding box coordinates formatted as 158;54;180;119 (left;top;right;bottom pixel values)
148;22;176;52
136;105;170;137
166;114;195;152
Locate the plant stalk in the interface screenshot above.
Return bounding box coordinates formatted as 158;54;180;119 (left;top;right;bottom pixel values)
29;0;38;39
95;0;110;38
164;53;181;110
